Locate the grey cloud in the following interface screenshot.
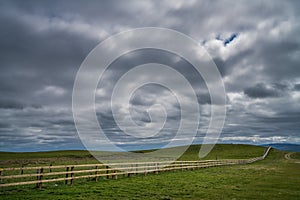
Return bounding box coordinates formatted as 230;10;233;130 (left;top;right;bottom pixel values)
129;90;157;107
256;111;300;125
1;0;300;151
197;93;211;105
0;99;24;109
244;83;282;98
294;84;300;91
0;99;42;110
0;122;11;129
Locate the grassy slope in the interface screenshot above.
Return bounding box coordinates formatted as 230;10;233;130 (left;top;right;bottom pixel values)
179;144;266;160
291;152;300;159
0;150;98;167
0;144;299;200
0;144;266;167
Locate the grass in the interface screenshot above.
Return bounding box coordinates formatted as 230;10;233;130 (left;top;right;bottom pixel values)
0;150;98;167
0;144;266;167
0;150;92;160
179;144;266;160
0;144;299;199
290;152;300;159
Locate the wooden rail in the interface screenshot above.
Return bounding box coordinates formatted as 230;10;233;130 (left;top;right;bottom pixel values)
0;146;272;188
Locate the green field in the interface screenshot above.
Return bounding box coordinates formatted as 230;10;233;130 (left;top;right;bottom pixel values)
0;144;299;199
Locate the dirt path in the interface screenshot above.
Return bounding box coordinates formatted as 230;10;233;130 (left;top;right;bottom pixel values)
284;152;300;163
284;152;293;160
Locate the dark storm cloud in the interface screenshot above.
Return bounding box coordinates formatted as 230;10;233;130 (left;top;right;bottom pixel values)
244;83;282;98
0;99;43;110
212;47;255;80
0;99;24;109
256;39;300;81
197;93;211;105
294;84;300;91
0;3;98;109
0;122;11;129
0;0;300;151
257;112;300;125
130;95;155;106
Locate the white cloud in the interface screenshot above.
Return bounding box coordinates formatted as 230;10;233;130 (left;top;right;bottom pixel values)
36;86;66;97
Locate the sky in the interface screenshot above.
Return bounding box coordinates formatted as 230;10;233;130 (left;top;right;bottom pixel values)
0;0;300;152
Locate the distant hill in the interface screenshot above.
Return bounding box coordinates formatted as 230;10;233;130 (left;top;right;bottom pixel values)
259;143;300;152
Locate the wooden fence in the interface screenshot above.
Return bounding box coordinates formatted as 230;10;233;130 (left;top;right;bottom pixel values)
0;146;271;188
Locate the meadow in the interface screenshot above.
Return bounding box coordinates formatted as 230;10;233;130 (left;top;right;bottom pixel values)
0;144;299;199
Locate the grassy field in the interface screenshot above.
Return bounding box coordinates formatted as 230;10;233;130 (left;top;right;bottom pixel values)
0;144;267;167
0;150;99;168
0;144;299;199
290;152;300;160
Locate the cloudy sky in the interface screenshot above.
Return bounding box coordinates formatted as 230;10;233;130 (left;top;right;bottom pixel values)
0;0;300;152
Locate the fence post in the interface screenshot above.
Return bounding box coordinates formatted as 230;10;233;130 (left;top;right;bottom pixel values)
127;165;132;177
111;170;115;179
88;166;92;181
95;166;98;182
114;170;118;180
36;168;40;188
39;168;43;189
0;168;3;183
49;163;52;173
106;166;109;179
70;166;74;186
155;163;158;174
65;167;69;185
21;164;24;175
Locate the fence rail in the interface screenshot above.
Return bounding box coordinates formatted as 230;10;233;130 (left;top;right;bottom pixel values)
0;146;271;188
